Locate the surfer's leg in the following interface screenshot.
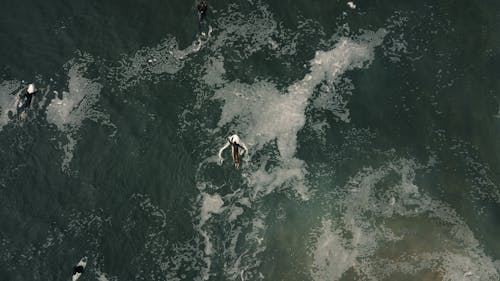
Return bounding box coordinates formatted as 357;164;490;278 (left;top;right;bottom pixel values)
231;145;237;162
234;146;241;168
73;266;84;274
199;19;207;36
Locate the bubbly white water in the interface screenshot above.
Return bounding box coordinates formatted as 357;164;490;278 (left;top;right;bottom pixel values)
0;3;491;281
46;59;111;171
200;193;224;226
186;9;500;277
0;80;21;131
214;30;387;200
186;21;391;279
309;158;499;281
111;35;206;91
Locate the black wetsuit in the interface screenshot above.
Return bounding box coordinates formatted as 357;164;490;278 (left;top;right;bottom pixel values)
198;1;207;21
197;1;208;32
18;90;35;115
73;265;84;275
231;142;247;164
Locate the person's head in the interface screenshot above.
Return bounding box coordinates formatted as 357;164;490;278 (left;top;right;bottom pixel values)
228;134;240;144
27;83;36;94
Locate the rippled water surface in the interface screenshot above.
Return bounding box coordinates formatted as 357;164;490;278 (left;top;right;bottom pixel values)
1;0;499;280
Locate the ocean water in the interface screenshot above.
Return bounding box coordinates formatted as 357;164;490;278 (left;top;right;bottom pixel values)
1;0;499;280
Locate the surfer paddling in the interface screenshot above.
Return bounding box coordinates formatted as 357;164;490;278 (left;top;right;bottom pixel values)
16;83;37;120
72;257;87;281
198;0;208;21
218;134;249;168
197;0;208;36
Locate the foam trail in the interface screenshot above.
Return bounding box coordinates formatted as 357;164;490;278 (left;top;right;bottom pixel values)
111;35;206;91
215;30;386;199
198;192;225;280
0;80;21;131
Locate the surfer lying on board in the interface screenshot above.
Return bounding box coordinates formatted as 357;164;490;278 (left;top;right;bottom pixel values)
16;83;37;120
72;257;87;281
197;0;208;36
218;134;248;168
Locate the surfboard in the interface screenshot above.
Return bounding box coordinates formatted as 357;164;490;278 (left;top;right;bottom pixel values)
72;257;87;281
199;19;209;37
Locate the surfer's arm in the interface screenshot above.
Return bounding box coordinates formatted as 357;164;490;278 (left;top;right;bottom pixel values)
218;142;230;162
15;91;26;108
240;142;249;156
24;94;33;109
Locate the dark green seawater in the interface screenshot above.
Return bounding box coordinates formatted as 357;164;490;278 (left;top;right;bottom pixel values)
1;0;500;280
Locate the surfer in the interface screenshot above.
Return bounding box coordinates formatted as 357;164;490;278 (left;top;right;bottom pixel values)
218;134;249;168
198;0;208;21
16;83;37;119
197;0;208;36
72;257;87;281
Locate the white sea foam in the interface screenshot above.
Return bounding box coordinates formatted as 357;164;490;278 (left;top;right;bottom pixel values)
185;3;391;279
228;206;244;222
383;12;410;63
200;193;224;226
312;77;354;122
214;30;386;199
188;22;388;279
111;35;205;91
46;59;111;171
210;3;279;58
196;192;225;279
309;158;500;280
96;272;111;281
0;80;21;131
311;219;357;281
203;56;226;87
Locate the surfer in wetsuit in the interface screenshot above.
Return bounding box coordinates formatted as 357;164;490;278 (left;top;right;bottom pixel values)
198;0;208;21
218;134;249;168
197;0;208;35
72;265;84;276
17;83;37;119
72;257;87;281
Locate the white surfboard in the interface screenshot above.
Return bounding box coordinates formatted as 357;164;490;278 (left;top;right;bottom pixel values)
72;257;87;281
